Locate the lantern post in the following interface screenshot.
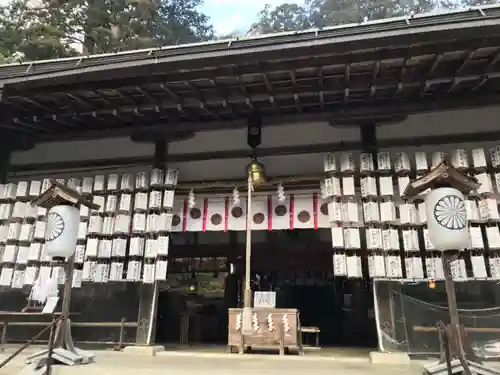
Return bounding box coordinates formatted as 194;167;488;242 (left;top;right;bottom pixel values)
27;180;100;369
404;161;498;375
241;159;267;337
241;111;265;340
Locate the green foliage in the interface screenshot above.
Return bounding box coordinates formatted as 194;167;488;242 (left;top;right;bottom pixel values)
249;0;498;35
249;3;312;35
1;0;499;63
0;0;77;62
0;0;214;60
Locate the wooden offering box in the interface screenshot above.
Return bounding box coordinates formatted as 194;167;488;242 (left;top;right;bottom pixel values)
227;308;302;355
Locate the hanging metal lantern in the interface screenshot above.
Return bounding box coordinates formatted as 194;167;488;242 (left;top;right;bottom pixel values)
247;159;267;186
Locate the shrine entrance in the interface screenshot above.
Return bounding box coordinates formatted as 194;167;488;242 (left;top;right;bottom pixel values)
154;229;378;349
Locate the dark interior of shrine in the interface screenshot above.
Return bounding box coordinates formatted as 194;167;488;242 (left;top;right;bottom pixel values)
154;229;378;348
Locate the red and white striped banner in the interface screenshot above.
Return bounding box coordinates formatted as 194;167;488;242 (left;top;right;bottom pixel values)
170;194;329;232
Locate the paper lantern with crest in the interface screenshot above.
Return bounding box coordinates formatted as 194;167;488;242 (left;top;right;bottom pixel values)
30;181;100;258
404;161;480;251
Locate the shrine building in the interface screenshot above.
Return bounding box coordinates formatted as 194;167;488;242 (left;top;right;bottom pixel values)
1;5;500;356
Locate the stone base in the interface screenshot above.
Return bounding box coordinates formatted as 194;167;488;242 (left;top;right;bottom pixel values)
369;351;411;365
122;346;165;356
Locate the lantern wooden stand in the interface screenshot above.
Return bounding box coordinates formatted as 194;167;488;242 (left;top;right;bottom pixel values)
404;162;499;375
24;181;99;372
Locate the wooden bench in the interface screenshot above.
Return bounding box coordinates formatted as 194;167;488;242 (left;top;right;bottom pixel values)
0;317;138;352
300;326;320;348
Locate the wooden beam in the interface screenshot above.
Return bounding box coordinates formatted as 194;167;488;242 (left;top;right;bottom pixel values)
9;128;500;176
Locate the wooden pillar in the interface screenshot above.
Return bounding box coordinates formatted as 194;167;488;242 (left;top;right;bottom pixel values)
0;128;15;183
360;123;377;156
359;123;377;282
359;123;380;345
135;140;168;345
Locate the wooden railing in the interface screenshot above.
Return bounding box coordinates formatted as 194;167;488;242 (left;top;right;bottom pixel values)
414;326;500;333
0;317;138;352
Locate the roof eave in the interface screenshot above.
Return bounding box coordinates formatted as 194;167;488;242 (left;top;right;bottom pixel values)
2;6;500;91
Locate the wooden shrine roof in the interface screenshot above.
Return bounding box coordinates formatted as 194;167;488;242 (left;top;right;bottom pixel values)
2;6;500;141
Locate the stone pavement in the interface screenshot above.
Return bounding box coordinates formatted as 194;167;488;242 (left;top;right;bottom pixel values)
0;348;427;375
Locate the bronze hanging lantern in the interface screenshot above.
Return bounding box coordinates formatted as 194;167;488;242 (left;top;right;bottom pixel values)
247;158;267;186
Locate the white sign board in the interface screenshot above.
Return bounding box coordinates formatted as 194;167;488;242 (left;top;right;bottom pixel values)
42;296;59;314
253;291;276;308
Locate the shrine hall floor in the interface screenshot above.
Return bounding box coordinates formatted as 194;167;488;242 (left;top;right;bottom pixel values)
0;345;427;375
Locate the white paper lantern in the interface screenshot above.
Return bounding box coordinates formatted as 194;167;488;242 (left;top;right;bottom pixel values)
164;169;179;186
327;201;342;223
323;153;337;173
72;270;82;288
368;254;386;278
150;169;165;187
121;174;133;191
85;238;99;258
380;201;396;223
471;148;487;169
425;188;469;251
16;181;28;198
465;200;479;222
451;149;469;169
471;255;487;279
109;262;124;281
476;173;493;195
379;176;394;196
155;260;168;281
341;176;355;196
344;228;361;249
98;239;112;258
0;225;7;244
491;148;500;168
29;181;41;197
339;152;355;172
377;152;391;171
148;191;163;210
360;153;374;172
343;201;359;223
323;177;341;198
486;226;500;249
394;152;410;172
363;201;380;223
135;172;149;190
157;236;170;256
107;174;119;191
134;192;148;211
94;175;105;192
44;205;79;257
92;196;105;214
333;253;347;276
382;229;399;251
105;195;117;214
112;238;128;257
346;255;362;278
469;227;484;249
360;177;377;197
397;176;410;197
431;152;445;168
163;190;175;209
331;227;344;248
75;245;86;263
415;152;428;172
366;228;383;250
4;184;17;199
385;255;402;278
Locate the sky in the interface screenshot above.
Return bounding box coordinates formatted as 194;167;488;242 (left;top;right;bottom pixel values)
200;0;304;36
